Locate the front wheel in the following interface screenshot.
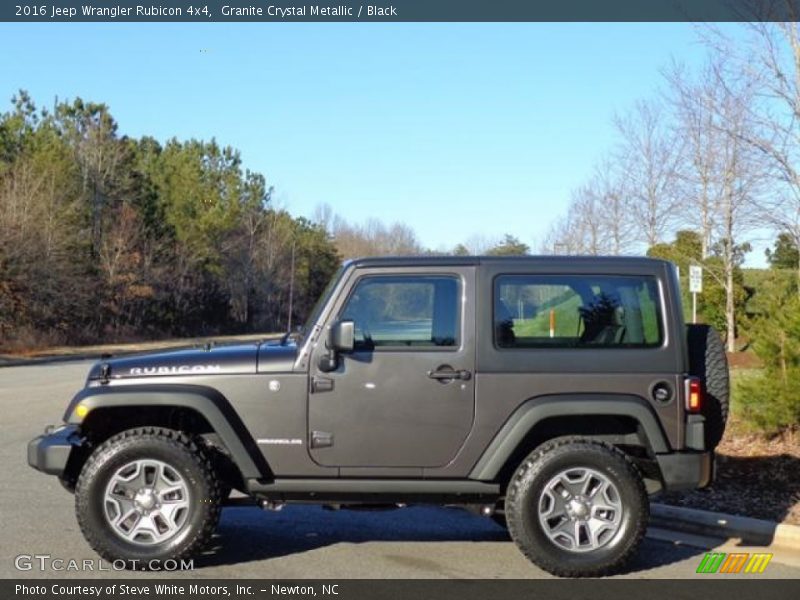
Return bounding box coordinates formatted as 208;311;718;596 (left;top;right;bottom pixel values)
75;427;221;569
505;438;648;577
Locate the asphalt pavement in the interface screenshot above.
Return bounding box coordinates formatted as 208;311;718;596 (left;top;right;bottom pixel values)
2;360;799;579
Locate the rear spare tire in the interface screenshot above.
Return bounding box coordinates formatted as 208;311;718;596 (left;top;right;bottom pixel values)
686;324;730;449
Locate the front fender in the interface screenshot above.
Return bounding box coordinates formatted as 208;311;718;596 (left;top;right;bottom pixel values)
65;384;270;480
468;394;670;481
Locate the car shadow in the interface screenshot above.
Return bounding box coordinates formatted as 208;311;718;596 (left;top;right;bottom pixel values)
195;505;506;567
194;504;706;574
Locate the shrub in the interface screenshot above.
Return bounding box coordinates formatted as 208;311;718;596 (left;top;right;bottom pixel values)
736;369;800;435
736;275;800;434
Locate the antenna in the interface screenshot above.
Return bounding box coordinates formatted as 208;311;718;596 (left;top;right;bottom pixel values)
287;239;296;332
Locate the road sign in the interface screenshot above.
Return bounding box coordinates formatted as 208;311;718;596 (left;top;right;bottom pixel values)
689;265;703;293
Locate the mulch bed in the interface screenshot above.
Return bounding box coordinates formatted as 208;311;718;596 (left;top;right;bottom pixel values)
657;428;800;525
726;351;763;369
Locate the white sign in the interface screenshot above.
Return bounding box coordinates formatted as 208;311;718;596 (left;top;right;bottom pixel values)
689;265;703;293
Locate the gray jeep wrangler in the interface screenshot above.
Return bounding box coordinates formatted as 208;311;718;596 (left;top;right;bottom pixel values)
28;256;728;577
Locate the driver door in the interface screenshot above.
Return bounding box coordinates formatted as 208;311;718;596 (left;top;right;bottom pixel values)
307;267;476;469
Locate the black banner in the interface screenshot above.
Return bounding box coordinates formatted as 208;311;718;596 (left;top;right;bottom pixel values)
4;0;800;23
4;579;800;600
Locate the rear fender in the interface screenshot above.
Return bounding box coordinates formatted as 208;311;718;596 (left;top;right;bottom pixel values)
469;394;670;481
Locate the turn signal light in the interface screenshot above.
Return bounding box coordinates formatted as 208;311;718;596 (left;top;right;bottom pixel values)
686;378;702;413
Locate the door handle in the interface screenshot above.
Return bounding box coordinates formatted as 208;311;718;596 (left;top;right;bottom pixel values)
427;368;472;381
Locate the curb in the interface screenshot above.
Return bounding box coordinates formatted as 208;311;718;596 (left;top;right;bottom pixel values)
651;503;800;550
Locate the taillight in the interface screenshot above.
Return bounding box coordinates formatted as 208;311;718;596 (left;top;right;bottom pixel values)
686;378;702;413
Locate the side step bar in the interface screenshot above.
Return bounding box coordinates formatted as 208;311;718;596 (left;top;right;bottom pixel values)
245;479;501;503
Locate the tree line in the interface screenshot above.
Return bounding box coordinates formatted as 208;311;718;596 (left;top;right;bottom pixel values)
0;93;533;352
0;93;339;349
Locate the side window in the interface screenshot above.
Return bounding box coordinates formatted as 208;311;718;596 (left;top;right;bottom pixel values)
340;275;460;350
494;275;663;349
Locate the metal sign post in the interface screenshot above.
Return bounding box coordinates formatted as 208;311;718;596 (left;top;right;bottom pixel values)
689;265;703;324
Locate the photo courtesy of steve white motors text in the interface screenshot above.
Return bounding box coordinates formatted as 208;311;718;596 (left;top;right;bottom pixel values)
15;583;340;597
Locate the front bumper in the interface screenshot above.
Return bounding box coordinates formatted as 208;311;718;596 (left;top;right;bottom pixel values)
656;451;714;492
27;425;83;476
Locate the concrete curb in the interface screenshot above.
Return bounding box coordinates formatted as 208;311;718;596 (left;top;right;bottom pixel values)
651;503;800;550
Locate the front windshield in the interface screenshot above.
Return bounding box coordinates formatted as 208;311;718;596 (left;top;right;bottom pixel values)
298;264;345;342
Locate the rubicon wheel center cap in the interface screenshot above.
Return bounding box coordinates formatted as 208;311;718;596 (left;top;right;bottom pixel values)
134;489;157;511
569;499;589;518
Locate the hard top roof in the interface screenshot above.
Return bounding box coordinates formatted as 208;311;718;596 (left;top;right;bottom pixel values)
346;255;672;269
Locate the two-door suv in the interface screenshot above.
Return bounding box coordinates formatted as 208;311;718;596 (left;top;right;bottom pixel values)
29;256;728;576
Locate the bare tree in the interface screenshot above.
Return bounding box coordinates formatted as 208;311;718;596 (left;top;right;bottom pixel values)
312;202;335;235
714;81;762;351
569;186;606;255
461;233;500;255
704;22;800;294
541;209;591;255
543;160;632;257
666;60;727;259
328;212;424;259
0;136;87;340
588;159;634;254
666;52;762;351
614;98;685;248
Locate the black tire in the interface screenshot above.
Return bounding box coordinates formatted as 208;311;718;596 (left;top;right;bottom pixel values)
75;427;221;569
686;324;730;449
505;438;648;577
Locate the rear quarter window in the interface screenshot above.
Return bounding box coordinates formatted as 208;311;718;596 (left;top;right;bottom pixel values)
494;274;663;349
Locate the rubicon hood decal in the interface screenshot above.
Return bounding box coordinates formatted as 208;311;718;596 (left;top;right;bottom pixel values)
128;364;223;376
88;343;259;380
88;340;299;381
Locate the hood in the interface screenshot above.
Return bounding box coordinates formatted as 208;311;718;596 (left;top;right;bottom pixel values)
88;341;298;382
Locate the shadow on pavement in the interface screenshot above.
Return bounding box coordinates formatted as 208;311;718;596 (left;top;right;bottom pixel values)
196;505;507;567
195;504;706;574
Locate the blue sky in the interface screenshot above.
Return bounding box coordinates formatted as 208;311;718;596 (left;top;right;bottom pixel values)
1;23;757;258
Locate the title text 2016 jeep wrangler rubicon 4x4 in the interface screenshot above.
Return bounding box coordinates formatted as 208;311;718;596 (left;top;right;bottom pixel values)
29;256;729;576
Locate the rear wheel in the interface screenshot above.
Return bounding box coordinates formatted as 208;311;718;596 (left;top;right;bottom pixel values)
505;438;648;577
75;427;221;569
686;324;730;448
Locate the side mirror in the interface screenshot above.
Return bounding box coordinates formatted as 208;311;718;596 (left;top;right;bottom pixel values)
318;320;355;372
330;320;355;353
